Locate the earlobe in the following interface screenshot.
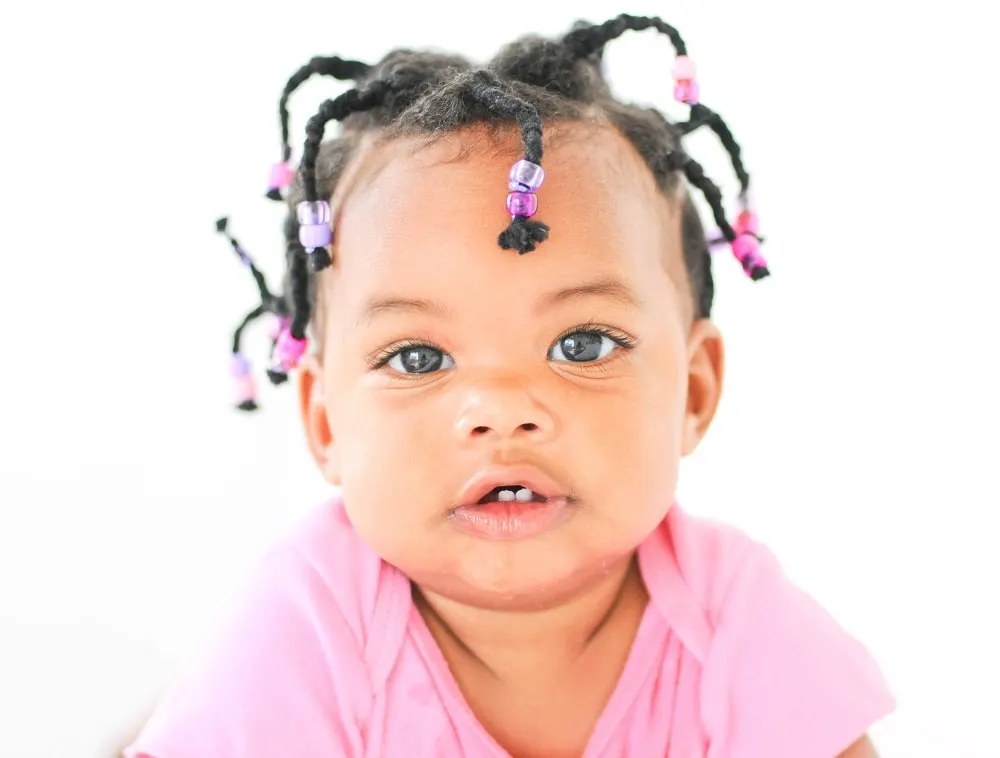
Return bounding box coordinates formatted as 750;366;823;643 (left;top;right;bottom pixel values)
681;319;725;456
297;355;341;485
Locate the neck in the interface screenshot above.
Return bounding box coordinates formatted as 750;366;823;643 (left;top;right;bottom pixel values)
413;554;647;683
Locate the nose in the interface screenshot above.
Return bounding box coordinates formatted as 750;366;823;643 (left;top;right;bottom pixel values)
453;381;557;445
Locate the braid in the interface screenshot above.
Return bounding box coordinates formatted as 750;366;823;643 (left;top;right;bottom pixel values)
284;80;394;280
263;240;311;386
301;81;393;204
681;156;731;239
682;156;768;280
287;244;312;340
563;14;688;59
561;14;763;280
464;70;550;253
267;56;371;201
216;217;291;409
215;217;274;305
279;56;371;162
681;104;750;195
232;305;267;355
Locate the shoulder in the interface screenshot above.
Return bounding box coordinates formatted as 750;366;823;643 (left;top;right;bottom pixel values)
123;496;406;758
657;507;896;757
660;505;759;624
279;494;398;642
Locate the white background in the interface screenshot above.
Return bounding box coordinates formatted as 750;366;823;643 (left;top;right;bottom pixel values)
1;1;997;756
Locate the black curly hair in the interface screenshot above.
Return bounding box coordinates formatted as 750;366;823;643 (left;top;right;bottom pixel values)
219;14;768;410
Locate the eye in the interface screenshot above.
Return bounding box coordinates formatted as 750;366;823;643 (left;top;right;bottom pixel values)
385;344;455;375
548;330;623;363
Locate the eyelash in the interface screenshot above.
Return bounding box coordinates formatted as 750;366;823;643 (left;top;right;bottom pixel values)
368;337;440;371
367;323;639;372
555;322;638;352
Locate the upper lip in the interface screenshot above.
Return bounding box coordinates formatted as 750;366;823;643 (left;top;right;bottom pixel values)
456;464;570;507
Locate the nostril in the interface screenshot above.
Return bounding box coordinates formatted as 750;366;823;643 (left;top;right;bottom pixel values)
466;423;541;437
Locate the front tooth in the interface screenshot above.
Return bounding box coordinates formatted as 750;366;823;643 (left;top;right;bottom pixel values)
497;489;516;502
514;487;533;502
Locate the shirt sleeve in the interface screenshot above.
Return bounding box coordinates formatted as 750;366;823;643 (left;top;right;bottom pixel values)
123;545;370;758
700;542;896;758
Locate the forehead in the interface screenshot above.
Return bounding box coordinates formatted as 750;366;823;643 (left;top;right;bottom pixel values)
325;122;688;315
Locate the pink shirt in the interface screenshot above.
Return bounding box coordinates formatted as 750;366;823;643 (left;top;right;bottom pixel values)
126;499;895;757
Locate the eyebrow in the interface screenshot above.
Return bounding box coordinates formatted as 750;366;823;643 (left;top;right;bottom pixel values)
536;277;642;313
356;277;641;328
355;297;453;328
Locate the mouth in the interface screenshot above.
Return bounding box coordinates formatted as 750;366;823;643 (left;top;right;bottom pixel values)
455;464;571;510
450;465;577;541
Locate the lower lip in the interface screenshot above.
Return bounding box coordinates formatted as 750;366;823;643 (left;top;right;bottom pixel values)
449;498;573;541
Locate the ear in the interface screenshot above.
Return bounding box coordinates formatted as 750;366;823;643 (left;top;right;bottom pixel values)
297;354;341;486
681;318;725;456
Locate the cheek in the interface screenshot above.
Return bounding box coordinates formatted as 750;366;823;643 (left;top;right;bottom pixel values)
329;386;447;544
337;386;446;469
572;353;687;520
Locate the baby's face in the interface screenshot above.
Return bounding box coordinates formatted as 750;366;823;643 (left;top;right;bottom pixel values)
300;123;723;608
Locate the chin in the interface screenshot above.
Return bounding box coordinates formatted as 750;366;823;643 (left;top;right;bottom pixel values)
422;537;634;608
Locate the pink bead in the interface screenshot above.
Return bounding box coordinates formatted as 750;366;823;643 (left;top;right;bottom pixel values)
235;373;257;403
731;234;761;263
674;80;700;105
275;329;307;370
268;162;294;190
672;56;697;81
734;209;760;236
506;191;538;218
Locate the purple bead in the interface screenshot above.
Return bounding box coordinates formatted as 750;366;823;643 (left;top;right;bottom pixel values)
230;353;250;378
705;233;727;251
297;200;331;226
506;191;538;218
299;223;332;250
673;80;700;105
508;160;544;192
